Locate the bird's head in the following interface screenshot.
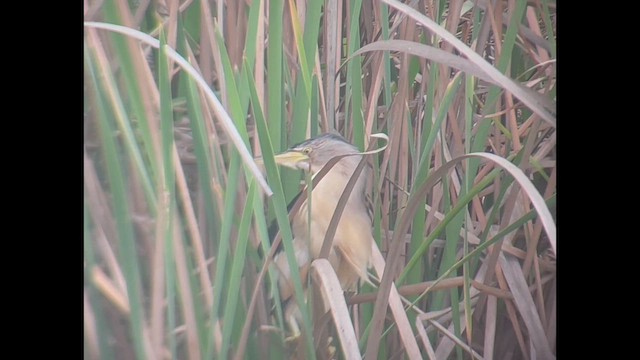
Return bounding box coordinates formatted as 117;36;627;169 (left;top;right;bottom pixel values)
273;133;359;174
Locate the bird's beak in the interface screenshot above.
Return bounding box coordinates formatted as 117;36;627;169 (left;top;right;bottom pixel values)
273;151;310;171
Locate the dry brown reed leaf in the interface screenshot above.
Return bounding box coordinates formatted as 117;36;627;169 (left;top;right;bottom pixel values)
310;259;361;359
500;253;555;359
370;242;422;359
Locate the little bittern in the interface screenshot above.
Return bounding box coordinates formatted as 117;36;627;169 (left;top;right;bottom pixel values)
271;133;373;335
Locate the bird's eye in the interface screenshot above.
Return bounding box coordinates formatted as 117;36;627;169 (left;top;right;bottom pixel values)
302;147;312;155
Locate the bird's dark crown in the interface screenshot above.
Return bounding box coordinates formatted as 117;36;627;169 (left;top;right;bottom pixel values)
289;133;352;150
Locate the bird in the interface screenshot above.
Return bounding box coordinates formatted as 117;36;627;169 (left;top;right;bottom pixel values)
270;133;374;339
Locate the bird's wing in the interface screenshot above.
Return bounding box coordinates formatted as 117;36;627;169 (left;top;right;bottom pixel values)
273;236;310;301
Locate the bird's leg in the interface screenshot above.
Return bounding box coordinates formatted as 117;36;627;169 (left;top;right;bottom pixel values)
286;316;301;340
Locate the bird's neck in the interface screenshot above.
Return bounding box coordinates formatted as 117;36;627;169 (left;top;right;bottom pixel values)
310;156;367;211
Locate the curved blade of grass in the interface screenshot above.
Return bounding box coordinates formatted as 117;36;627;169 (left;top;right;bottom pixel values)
349;39;495;85
83;21;272;196
398;194;555;355
401;152;555;284
367;151;555;356
410;206;555;314
370;243;422;359
500;253;555;359
381;0;556;126
472;153;556;252
310;259;362;359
